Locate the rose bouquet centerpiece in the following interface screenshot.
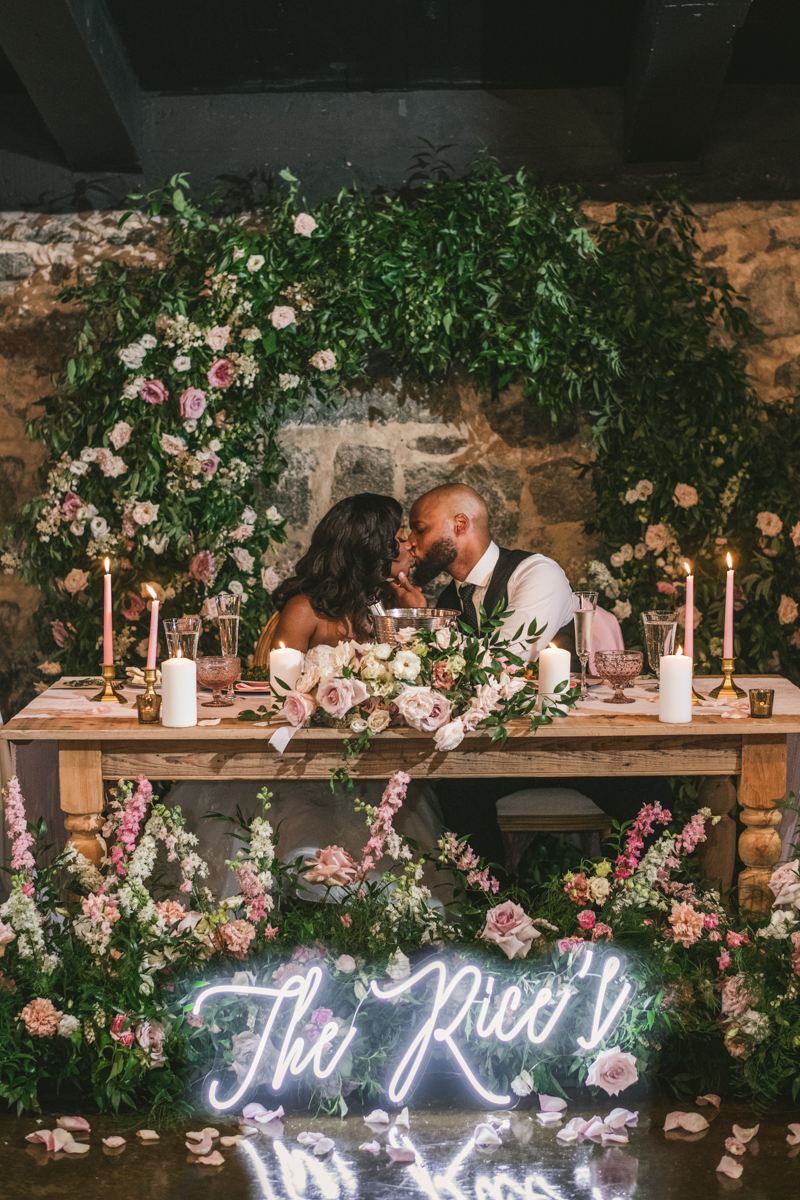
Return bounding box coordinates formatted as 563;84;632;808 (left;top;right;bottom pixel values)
246;605;579;769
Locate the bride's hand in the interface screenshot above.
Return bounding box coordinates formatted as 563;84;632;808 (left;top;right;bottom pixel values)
388;571;427;609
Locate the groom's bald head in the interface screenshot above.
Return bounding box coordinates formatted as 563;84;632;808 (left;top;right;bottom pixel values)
407;484;492;584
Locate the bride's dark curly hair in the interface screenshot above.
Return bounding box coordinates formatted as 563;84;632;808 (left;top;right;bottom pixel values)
273;493;402;637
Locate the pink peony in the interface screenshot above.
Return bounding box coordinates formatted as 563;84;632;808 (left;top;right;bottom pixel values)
139;379;169;405
207;358;236;389
220;919;256;958
189;550;216;583
316;675;369;720
18;997;62;1037
669;901;705;947
155;899;186;926
109;1012;135;1045
61;490;83;519
480;900;540;960
269;306;296;330
577;909;596;930
393;686;452;732
180;387;207;419
121;590;147;621
283;690;317;727
303;846;362;888
585;1046;638;1096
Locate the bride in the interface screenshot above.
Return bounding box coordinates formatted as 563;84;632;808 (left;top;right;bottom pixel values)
166;494;443;899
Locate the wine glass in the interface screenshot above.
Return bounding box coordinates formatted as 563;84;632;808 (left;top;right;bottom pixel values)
572;591;598;701
163;616;201;660
196;655;240;707
594;651;644;704
641;611;677;693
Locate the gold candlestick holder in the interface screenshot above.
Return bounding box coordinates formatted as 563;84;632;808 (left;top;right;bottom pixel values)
92;663;124;703
709;656;746;700
136;667;162;724
691;686;706;706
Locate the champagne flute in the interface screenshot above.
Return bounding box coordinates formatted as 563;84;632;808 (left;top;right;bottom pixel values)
572;591;598;701
641;610;677;693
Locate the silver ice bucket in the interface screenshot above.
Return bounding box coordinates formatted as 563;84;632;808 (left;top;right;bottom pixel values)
371;607;460;647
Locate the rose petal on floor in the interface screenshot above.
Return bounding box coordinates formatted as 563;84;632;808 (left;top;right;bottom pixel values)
394;1107;410;1129
582;1118;611;1139
600;1132;629;1145
386;1146;416;1163
606;1108;638;1129
365;1109;390;1125
359;1141;381;1153
716;1156;743;1179
696;1095;721;1108
787;1124;800;1146
557;1118;586;1143
664;1112;708;1133
52;1129;74;1153
198;1150;225;1166
725;1138;746;1155
732;1124;759;1144
26;1131;53;1148
102;1137;126;1148
538;1094;568;1112
186;1134;214;1156
313;1138;334;1157
137;1129;160;1141
220;1136;242;1147
57;1117;91;1132
298;1131;325;1145
536;1112;563;1126
202;1127;220;1138
185;1131;206;1142
238;1123;258;1135
62;1141;90;1155
474;1123;503;1147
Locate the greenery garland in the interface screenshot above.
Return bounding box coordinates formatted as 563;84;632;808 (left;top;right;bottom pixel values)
2;156;799;694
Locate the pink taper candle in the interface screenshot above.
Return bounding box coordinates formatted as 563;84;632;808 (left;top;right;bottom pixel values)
683;561;694;663
102;556;113;665
145;584;159;670
723;552;734;659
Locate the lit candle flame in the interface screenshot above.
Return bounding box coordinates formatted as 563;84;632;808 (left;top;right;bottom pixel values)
683;561;691;575
548;642;557;649
176;649;182;659
726;552;733;569
103;557;110;573
676;645;683;657
145;584;157;601
278;641;286;650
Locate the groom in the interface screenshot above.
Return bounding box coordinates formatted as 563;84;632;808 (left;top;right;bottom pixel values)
393;482;671;870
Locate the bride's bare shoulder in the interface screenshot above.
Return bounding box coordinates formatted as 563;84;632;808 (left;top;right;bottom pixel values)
273;594;318;651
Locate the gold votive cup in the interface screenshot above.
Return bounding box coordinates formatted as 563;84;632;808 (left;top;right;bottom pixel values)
749;688;774;719
136;667;162;723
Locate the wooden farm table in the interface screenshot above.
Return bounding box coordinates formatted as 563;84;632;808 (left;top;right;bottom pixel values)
3;675;800;911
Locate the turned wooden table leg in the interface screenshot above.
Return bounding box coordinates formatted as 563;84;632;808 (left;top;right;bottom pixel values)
737;735;786;913
58;741;106;867
696;775;738;896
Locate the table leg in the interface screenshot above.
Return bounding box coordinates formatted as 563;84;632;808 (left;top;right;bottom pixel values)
696;775;737;896
737;735;786;913
58;741;105;867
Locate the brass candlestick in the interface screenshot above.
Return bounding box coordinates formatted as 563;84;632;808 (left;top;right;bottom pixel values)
136;667;162;724
92;662;124;703
709;656;746;700
691;686;706;706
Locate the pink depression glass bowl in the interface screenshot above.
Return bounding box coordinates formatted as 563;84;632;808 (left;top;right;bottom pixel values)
196;655;240;707
594;650;643;704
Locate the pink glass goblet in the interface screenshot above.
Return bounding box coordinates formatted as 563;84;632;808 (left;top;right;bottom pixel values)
196;655;240;707
594;650;643;704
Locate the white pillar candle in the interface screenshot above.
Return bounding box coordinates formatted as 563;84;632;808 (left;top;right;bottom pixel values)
538;642;571;708
659;646;692;724
161;653;197;727
269;642;304;698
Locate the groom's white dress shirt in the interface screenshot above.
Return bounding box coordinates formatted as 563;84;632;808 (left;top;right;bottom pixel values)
453;541;574;661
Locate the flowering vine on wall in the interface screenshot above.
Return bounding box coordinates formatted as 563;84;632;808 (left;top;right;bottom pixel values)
2;159;800;691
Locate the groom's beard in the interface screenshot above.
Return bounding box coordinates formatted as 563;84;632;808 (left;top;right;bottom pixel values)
411;536;458;587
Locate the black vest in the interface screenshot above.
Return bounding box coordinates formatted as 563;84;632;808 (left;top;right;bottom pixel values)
437;546;577;667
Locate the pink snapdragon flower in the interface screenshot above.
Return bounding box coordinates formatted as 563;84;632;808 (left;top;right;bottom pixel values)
614;801;672;879
4;778;35;874
439;830;499;893
235;860;271;923
359;771;411;872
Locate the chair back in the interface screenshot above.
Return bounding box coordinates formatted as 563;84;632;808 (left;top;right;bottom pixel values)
253;611;280;667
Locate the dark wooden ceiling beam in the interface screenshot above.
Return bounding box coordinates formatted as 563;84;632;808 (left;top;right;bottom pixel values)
0;0;141;171
625;0;752;162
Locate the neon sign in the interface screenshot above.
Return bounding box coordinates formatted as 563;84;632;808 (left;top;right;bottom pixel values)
192;950;631;1111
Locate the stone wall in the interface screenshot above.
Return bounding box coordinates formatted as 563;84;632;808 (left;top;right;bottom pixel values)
2;200;800;716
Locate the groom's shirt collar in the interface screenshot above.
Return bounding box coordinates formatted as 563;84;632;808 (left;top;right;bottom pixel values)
459;541;499;590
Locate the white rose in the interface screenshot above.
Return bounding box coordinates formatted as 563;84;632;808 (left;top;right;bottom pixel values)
435;627;453;650
294;213;318;237
69;460;88;475
624;489;639;504
119;344;145;370
80;446;98;462
279;373;300;389
620;543;634;562
373;643;393;660
232;546;255;573
241;327;261;342
229;580;244;596
70;521;85;536
391;649;422;681
309;349;336;371
205;325;231;352
140;334;158;350
132;501;159;526
433;717;466;752
173;355;191;371
99;454;127;478
349;716;368;734
634;543;647;559
613;600;632;620
386;949;410;981
247;254;265;273
610;553;623;568
57;1014;81;1038
108;420;132;449
241;506;257;525
160;433;186;456
265;506;282;522
367;708;391;733
261;567;280;593
269;306;296;330
62;568;90;594
336;954;356;973
183;419;197;433
90;516;109;538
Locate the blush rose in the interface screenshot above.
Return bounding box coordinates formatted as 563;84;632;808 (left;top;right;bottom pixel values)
180;387;207;419
393;686;452;731
585;1046;638;1096
283;690;317;727
479;900;540;960
207;358;236;389
316;676;369;719
303;846;362;887
139;379;169;405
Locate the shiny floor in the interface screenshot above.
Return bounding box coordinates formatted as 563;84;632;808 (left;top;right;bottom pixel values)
2;1102;798;1199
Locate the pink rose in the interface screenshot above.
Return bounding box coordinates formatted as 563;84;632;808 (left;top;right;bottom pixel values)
109;1012;135;1046
311;1006;333;1026
180;387;207;419
309;349;336;371
656;581;677;595
189;550;216;582
316;675;369;719
269;306;296;330
283;690;317;727
433;717;465;752
479;900;540;960
205;325;231;352
673;483;698;509
136;1019;166;1066
463;683;501;731
207;358;236;389
772;861;800;906
294;213;318;237
393;686;452;731
51;619;69;647
585;1046;638;1096
61;490;83;519
577;909;596;930
139;379;169;405
303;845;362;887
121;591;147;621
558;936;586;954
200;449;221;475
720;973;753;1017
